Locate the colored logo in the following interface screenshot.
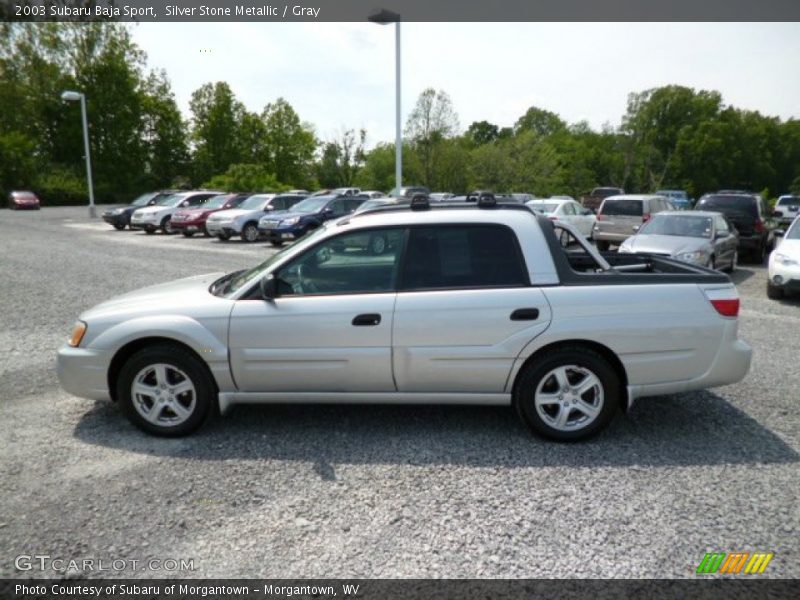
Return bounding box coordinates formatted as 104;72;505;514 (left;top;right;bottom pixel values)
696;552;774;574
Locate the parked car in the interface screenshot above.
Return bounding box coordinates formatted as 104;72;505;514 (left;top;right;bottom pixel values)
767;216;800;299
526;198;596;239
102;191;172;230
331;187;361;197
389;186;430;198
429;192;454;202
618;211;738;271
511;193;535;203
581;186;625;212
57;199;751;441
359;191;386;199
258;194;366;247
773;194;800;228
694;192;775;263
130;191;222;234
655;189;693;210
353;197;407;214
550;195;575;202
7;190;40;210
593;194;676;251
205;193;307;242
170;193;249;237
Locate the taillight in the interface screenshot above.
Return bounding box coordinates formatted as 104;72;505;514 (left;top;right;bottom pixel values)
642;213;651;223
704;287;740;318
754;219;765;233
710;298;739;317
596;214;605;221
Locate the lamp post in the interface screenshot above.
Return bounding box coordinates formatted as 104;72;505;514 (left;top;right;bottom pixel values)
368;9;402;194
61;90;96;218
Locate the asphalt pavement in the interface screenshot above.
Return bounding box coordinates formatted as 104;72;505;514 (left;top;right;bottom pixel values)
0;207;798;579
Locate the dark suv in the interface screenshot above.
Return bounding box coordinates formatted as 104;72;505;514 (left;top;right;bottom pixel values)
257;194;366;246
694;193;775;263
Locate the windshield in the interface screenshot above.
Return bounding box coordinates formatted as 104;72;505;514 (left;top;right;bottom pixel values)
202;195;230;209
154;194;181;207
593;188;622;198
778;196;800;206
786;220;800;240
239;195;270;210
639;215;713;238
529;203;558;214
216;226;330;296
131;193;156;206
290;197;330;213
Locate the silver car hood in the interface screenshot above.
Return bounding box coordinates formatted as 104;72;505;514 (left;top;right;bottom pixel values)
626;234;710;255
80;272;227;321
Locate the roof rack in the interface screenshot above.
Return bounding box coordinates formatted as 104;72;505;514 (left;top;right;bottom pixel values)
349;200;532;220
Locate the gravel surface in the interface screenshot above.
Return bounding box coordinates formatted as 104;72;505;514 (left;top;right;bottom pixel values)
0;207;798;579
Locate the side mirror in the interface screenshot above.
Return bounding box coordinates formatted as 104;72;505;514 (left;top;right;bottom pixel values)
322;208;334;216
774;229;785;238
181;201;190;207
633;225;640;233
260;274;278;301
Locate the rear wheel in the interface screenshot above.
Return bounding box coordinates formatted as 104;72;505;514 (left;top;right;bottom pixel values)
161;216;175;235
217;232;231;242
116;345;216;437
514;346;620;442
766;280;784;300
242;222;259;243
595;240;610;252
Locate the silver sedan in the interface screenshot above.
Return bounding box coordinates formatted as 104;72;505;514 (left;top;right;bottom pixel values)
618;211;739;271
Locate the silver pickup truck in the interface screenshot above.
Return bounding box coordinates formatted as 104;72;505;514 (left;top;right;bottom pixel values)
57;199;752;441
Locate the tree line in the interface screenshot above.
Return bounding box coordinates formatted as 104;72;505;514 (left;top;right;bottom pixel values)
2;23;799;205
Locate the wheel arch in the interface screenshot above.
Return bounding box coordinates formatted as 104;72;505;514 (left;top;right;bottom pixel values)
511;339;630;411
107;336;218;402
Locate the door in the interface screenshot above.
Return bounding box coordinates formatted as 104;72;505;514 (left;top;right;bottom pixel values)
392;225;552;393
714;215;736;266
228;228;405;392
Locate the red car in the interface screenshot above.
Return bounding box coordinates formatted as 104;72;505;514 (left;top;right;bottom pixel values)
170;193;248;237
8;191;41;210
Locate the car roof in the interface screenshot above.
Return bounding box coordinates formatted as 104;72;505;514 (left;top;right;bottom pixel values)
341;203;535;231
604;194;664;201
653;210;721;218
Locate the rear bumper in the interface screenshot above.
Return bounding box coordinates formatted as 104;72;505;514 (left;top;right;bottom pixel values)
56;345;112;402
627;321;751;404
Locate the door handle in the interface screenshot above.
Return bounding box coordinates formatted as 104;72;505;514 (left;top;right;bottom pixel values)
352;313;381;326
510;308;539;321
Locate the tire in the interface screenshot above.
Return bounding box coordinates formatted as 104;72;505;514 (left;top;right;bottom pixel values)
202;227;210;238
182;231;194;238
144;227;156;235
270;240;284;248
113;223;125;231
723;251;737;273
595;240;610;252
708;256;716;270
116;344;216;437
369;233;388;255
161;216;175;235
766;280;784;300
217;232;231;242
514;346;620;442
242;222;259;243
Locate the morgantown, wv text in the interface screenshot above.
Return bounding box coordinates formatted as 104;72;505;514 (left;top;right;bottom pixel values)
16;583;358;598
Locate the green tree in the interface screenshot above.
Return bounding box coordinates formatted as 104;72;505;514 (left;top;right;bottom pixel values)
405;88;460;186
141;70;189;188
261;97;317;187
189;81;247;185
514;106;566;137
466;120;499;146
203;163;287;192
314;128;366;188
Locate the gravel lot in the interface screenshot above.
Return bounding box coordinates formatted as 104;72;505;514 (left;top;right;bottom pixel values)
1;206;798;579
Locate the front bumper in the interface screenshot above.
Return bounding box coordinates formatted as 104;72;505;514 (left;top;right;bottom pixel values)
130;217;158;230
102;213;126;227
56;345;112;402
206;221;239;236
768;259;800;293
262;225;301;241
171;219;206;232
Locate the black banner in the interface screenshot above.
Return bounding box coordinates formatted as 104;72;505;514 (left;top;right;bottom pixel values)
3;0;800;22
2;579;799;600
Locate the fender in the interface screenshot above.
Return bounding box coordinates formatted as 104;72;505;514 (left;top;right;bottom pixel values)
89;314;235;392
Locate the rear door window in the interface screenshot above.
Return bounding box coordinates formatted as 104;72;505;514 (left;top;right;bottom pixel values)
400;225;528;290
601;200;643;217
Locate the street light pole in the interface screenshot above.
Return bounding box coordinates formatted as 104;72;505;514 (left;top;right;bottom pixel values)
61;91;96;218
368;9;402;194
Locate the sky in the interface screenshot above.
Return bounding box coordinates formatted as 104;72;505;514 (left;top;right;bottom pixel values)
130;22;800;147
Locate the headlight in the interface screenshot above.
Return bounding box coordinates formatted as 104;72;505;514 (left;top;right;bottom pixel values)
281;218;300;226
677;251;709;264
775;253;799;267
68;321;87;347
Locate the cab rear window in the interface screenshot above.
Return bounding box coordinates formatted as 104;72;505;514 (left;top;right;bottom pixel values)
600;200;643;216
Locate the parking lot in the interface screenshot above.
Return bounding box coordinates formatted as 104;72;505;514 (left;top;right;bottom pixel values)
0;206;798;578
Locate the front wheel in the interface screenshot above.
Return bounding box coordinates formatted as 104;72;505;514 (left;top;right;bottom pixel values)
723;251;737;273
113;223;126;231
270;240;284;248
144;227;156;235
514;346;620;442
217;232;231;242
182;231;194;238
767;280;784;300
117;345;216;437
